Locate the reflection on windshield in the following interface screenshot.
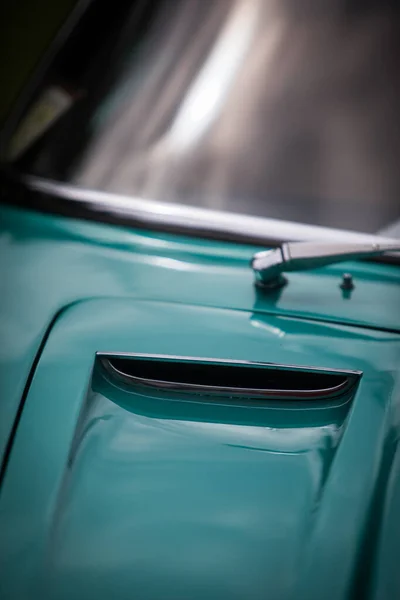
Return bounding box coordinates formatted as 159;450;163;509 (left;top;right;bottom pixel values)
12;0;400;233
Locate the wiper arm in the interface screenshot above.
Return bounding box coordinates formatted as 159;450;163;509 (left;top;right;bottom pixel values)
252;242;400;289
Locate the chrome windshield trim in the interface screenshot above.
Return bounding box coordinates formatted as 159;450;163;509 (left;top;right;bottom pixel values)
22;175;400;247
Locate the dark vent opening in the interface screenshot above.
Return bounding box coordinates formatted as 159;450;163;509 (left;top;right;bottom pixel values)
103;356;359;400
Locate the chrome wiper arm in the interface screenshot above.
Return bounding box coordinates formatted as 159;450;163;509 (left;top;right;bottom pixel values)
252;242;400;289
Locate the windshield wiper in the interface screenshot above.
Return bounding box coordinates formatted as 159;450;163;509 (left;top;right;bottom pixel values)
252;242;400;289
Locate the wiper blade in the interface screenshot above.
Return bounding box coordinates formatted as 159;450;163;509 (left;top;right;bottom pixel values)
252;242;400;289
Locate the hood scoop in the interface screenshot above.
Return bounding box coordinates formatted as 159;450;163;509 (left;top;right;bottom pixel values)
6;299;391;600
100;354;360;403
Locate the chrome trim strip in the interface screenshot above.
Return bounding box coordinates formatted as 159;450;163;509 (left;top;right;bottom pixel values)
24;175;400;247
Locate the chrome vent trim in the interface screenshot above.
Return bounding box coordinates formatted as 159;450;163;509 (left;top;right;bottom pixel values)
99;354;361;402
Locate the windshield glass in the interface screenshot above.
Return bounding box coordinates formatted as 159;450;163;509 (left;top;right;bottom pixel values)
6;0;400;234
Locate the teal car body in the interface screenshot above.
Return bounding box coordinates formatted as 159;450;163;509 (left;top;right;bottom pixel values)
1;205;399;600
1;2;400;599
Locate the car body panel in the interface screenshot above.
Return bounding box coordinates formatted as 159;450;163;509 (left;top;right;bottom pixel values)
1;204;399;470
0;298;399;600
0;203;400;599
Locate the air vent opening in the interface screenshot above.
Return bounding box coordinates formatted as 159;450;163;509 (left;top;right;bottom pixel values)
100;356;360;401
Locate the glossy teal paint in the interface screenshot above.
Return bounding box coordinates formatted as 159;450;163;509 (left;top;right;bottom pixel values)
0;204;400;599
1;204;399;468
0;299;399;600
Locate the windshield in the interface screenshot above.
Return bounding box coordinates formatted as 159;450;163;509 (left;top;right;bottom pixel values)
6;0;400;234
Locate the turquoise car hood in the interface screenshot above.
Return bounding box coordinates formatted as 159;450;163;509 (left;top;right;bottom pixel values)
0;205;400;600
1;298;400;600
